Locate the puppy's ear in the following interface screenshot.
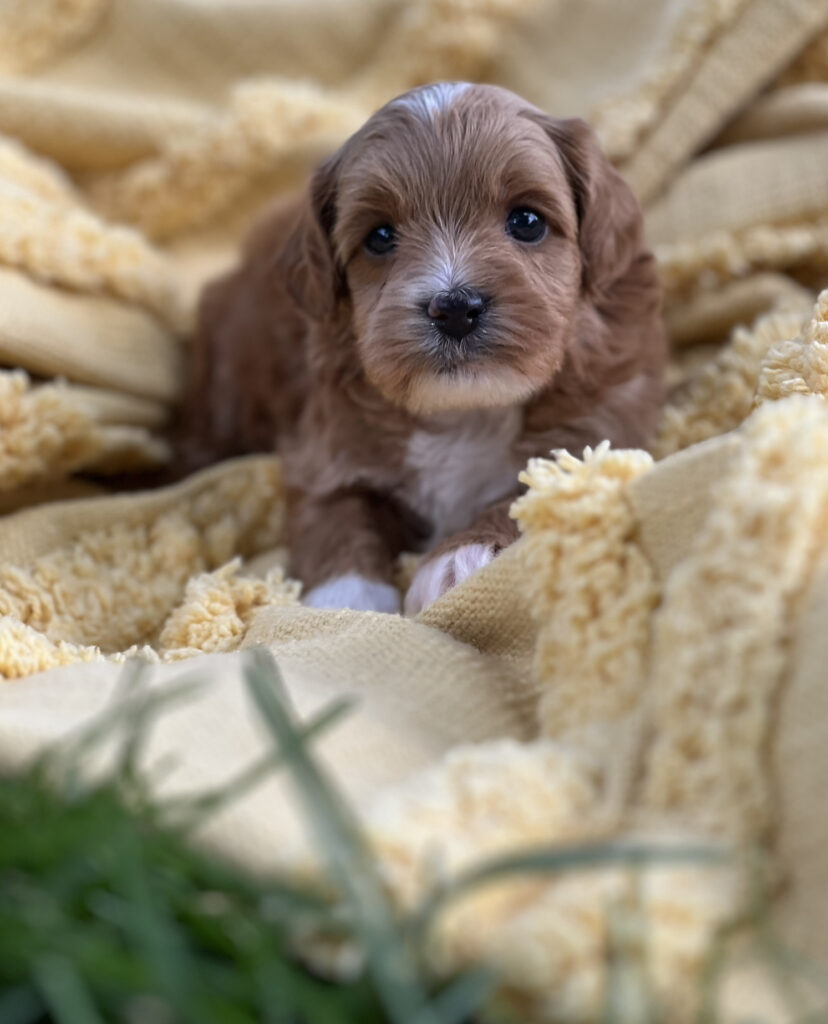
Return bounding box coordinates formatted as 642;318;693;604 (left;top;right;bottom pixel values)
278;154;344;318
529;114;644;299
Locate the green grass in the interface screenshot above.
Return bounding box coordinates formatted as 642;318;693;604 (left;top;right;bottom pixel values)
2;649;806;1024
1;738;384;1024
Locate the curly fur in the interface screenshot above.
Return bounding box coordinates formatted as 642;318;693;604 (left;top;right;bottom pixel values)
179;83;666;612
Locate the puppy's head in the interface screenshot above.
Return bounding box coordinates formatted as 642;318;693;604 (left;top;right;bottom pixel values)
282;82;645;415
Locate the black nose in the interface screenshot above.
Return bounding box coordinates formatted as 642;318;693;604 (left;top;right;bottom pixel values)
427;288;487;340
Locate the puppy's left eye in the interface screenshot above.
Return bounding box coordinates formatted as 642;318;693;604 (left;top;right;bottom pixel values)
506;208;547;243
364;224;397;255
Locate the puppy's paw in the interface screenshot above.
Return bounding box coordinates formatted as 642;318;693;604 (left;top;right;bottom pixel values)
404;543;495;616
304;573;401;614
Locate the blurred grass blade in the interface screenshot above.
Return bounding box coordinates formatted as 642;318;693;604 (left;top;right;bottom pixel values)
113;822;200;1019
33;955;106;1024
106;656;151;708
601;891;657;1024
115;663;179;784
168;695;355;829
45;668;204;791
756;926;828;1022
411;840;727;945
0;986;42;1024
255;959;302;1024
244;648;462;1024
420;970;494;1024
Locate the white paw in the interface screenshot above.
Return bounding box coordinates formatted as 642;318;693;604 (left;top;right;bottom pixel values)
303;573;401;614
404;543;495;616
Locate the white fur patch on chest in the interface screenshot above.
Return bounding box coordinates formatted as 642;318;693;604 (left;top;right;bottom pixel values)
403;407;523;544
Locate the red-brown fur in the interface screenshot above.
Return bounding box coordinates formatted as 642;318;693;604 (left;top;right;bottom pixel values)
179;83;665;613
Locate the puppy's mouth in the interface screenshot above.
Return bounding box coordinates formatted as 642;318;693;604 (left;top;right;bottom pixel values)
430;337;489;374
362;304;538;413
424;322;495;374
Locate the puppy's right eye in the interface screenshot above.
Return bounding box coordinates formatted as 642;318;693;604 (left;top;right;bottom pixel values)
364;225;397;255
506;207;547;244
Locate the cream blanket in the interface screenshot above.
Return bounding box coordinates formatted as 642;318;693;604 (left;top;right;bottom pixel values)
2;0;828;1019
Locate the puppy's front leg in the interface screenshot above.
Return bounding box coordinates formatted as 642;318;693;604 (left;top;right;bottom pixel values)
288;489;402;614
404;497;519;616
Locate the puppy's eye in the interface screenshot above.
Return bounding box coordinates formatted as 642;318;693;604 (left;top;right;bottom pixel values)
506;208;547;244
364;224;397;255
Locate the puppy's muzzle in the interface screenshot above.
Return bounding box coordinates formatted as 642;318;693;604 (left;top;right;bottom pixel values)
427;288;488;341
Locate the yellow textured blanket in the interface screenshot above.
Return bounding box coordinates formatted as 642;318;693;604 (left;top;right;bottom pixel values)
2;0;828;1019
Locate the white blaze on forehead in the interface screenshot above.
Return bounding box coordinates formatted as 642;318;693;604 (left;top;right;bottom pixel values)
396;233;471;307
391;82;471;122
421;234;469;296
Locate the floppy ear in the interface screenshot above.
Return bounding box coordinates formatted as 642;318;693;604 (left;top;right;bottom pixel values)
529;115;645;299
278;154;344;318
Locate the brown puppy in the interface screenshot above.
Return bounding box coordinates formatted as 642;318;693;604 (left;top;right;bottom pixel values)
181;82;665;615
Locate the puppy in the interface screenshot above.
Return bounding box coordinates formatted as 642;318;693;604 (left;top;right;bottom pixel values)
180;82;665;615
